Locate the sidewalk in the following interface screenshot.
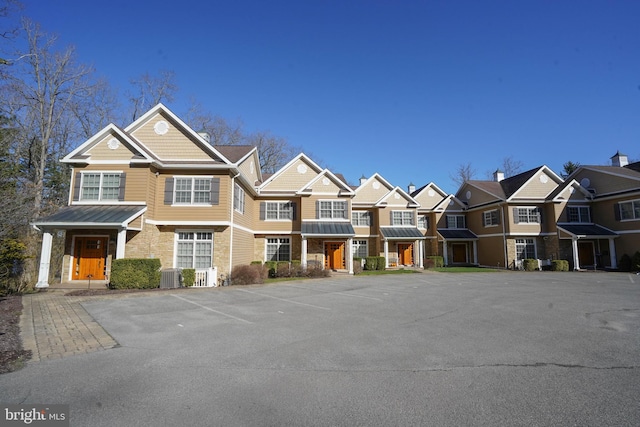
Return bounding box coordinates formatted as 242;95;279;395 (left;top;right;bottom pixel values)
20;290;118;362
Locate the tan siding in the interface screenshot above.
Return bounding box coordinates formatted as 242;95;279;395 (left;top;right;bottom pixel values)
308;176;342;194
463;184;500;206
262;158;319;191
353;178;393;203
512;171;560;199
232;228;255;266
86;134;139;161
233;181;254;230
413;186;446;209
131;113;214;160
574;169;640;195
237;152;260;185
477;236;505;267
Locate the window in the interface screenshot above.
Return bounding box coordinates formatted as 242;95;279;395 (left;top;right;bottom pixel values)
483;210;499;227
568;206;590;223
174;178;211;204
515;207;541;224
515;238;536;260
234;183;245;213
392;211;415;226
266;202;293;220
352;240;368;258
352;211;371;226
619;200;640;220
81;172;122;201
447;215;465;228
176;232;213;268
266;238;290;261
319;200;347;219
417;215;429;229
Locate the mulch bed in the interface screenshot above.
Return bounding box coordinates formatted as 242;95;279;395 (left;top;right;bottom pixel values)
0;295;32;374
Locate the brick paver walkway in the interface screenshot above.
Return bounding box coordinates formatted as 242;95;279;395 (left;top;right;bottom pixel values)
20;291;118;362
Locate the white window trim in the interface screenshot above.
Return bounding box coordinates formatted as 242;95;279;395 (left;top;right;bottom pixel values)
80;171;123;201
318;200;348;220
174;229;214;269
516;206;541;224
352;211;372;226
417;215;428;230
265;236;291;262
265;201;293;221
392;210;415;226
567;205;591;223
619;199;640;221
172;176;214;206
352;239;368;258
515;238;537;260
483;209;499;227
234;183;245;214
447;214;466;229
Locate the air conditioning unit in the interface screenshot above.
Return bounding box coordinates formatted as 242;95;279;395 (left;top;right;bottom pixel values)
160;268;183;288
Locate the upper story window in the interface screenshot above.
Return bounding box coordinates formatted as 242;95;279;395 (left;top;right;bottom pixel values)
265;202;293;220
619;200;640;221
318;200;347;219
80;172;123;201
234;183;245;214
417;215;429;229
392;211;415;226
568;206;590;223
352;211;371;226
446;215;465;229
175;177;211;204
514;207;541;224
483;210;499;227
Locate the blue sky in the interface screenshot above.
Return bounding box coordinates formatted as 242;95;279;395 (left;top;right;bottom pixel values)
17;0;640;193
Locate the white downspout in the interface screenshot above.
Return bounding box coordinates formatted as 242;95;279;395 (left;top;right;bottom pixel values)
229;173;240;279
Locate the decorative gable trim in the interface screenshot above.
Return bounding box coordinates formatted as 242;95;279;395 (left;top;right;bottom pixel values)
61;124;153;164
551;179;593;203
375;186;419;208
507;165;563;201
299;169;355;196
258;153;323;191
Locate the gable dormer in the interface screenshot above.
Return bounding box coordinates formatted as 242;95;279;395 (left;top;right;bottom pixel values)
352;173;395;205
259;153;323;193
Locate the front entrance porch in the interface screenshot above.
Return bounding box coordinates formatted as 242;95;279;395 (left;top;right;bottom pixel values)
557;224;618;270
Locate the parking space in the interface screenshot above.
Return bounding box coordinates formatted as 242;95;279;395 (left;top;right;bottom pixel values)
3;271;640;426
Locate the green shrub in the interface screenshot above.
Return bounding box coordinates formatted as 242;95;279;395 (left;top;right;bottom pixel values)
264;261;277;277
364;257;377;270
376;256;386;270
182;269;195;287
250;261;263;265
522;259;538;271
110;258;161;289
231;264;267;286
619;254;632;272
632;251;640;272
551;260;569;272
425;256;444;269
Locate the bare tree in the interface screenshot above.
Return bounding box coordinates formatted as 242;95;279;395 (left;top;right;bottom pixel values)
450;162;476;187
247;131;298;174
127;70;177;122
0;0;22;66
500;156;524;178
184;100;244;145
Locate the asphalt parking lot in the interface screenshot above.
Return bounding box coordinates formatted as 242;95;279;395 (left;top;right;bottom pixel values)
2;271;639;426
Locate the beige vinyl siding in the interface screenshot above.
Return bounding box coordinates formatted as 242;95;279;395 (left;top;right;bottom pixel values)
232;182;254;230
462;185;500;207
261;159;319;191
413;188;446;210
353;179;392;203
232;228;255;266
131;113;214;160
71;165;150;203
86;134;140;161
573;170;640;195
152;172;230;222
237;153;260;184
307;175;343;193
511;171;559;199
477;235;505;267
594;197;640;231
352;209;374;235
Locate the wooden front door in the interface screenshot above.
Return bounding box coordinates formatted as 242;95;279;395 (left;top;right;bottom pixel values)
325;242;345;270
398;243;413;266
74;237;107;280
578;241;595;268
452;243;467;263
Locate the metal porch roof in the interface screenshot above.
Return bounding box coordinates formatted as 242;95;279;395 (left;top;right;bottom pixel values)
380;227;425;239
301;222;355;237
557;224;618;238
33;205;146;228
437;229;478;240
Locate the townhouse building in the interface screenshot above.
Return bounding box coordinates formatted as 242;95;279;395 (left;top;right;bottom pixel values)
31;104;640;288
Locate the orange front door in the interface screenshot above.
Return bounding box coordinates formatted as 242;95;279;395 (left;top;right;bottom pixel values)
325;242;345;270
74;237;107;280
398;243;413;265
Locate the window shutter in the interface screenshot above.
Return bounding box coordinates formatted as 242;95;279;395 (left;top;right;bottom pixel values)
291;202;297;220
614;204;621;221
513;208;519;224
72;172;82;201
164;178;174;205
316;200;320;219
496;210;501;225
118;173;126;201
260;202;266;220
537;207;543;224
211;178;220;205
390;211;394;225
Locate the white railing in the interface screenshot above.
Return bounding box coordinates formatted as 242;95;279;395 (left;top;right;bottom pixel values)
193;267;218;287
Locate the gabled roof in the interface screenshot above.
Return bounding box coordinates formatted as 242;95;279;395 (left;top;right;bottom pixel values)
411;182;447;199
214;145;256;163
299;169;355;196
258;153;323;191
549;179;593;202
62;124;154;164
433;194;466;212
375;186;419;208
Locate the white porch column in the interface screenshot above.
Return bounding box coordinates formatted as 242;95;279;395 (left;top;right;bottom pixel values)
609;238;617;269
473;240;478;265
35;230;53;288
443;240;449;266
301;237;308;268
347;237;354;274
384;240;389;268
418;240;424;268
571;237;580;270
116;228;127;259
